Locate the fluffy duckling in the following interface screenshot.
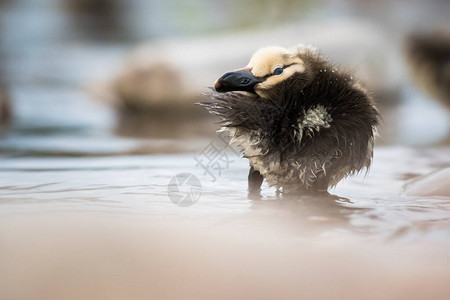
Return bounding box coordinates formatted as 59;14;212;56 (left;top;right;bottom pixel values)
199;45;379;195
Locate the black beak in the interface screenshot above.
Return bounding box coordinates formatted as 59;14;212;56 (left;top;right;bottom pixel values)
214;69;260;93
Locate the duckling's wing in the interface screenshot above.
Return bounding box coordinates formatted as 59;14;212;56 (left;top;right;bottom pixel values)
197;91;283;131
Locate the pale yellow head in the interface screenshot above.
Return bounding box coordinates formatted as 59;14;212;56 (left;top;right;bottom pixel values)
247;46;306;96
214;44;313;97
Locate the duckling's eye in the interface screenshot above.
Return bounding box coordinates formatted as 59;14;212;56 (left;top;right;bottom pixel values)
273;67;284;75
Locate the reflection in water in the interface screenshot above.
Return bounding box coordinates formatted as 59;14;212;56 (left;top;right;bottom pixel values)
249;192;365;236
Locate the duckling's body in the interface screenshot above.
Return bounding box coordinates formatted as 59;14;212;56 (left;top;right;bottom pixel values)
200;45;379;195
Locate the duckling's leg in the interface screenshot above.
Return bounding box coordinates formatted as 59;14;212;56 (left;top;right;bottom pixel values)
248;166;263;198
313;171;331;192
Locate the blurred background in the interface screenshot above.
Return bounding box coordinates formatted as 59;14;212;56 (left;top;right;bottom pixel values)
0;1;450;299
1;0;449;150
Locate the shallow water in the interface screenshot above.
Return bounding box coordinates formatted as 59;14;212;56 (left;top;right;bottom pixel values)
1;141;449;241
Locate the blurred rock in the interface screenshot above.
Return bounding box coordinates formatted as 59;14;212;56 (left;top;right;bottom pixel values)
0;86;11;125
114;107;212;139
99;19;403;112
403;167;450;197
62;0;128;41
405;31;450;108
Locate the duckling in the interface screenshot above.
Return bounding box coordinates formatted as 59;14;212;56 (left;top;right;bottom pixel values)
199;45;379;195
